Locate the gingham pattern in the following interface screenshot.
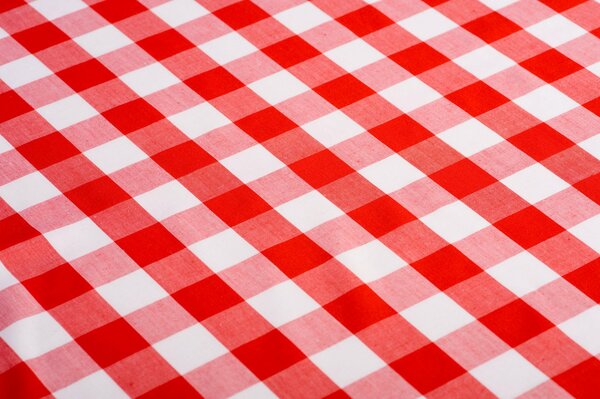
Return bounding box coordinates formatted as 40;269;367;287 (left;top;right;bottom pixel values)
0;0;599;397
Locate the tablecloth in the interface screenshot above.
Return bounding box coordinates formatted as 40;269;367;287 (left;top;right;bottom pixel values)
0;0;599;398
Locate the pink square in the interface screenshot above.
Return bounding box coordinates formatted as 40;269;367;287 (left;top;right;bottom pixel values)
530;232;598;275
71;244;139;287
163;205;227;246
129;121;186;156
187;354;258;398
126;297;196;343
92;200;155;241
332;133;394;172
524;279;595;324
320;173;383;212
80;80;138;114
411;99;470;135
0;152;35;187
354;59;409;92
21;195;84;234
428;372;494;398
548;107;600;143
392;178;455;218
280;308;349;355
267;359;339;398
278;91;335;126
111;160;172;197
381;220;447;263
537;187;597;228
1;112;54;147
16;75;72;109
0;285;43;330
144;250;212;293
220;255;287;298
307;215;372;256
203;303;272;349
295;259;362;304
421;62;477;96
196;125;255;160
454;227;522;269
236;210;299;251
250;168;312;207
28;342;98;392
51;291;119;337
371;267;437;312
471;140;535;180
343;96;403;131
487;66;544;100
1;236;64;281
446;272;515;318
437;322;509;370
346;366;420;398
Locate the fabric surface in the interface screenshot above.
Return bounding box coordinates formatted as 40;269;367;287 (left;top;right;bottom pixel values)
1;0;600;397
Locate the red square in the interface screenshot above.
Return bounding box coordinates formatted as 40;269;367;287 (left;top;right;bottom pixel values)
0;0;25;13
391;343;466;394
0;91;33;123
315;74;375;109
263;36;320;69
117;223;185;267
584;96;600;115
0;213;39;251
480;299;553;347
235;107;297;142
495;206;564;249
555;358;600;399
538;0;586;12
0;363;50;399
139;377;200;399
57;59;117;92
390;43;449;75
413;245;482;290
172;275;243;321
337;5;394;37
521;49;582;83
138;30;195;61
65;176;131;215
463;12;521;43
204;185;272;226
430;159;497;199
17;132;80;170
564;258;600;303
185;66;244;101
103;99;163;134
324;285;396;333
213;0;269;30
290;150;354;189
574;173;600;204
447;81;509;116
77;318;148;368
263;234;331;278
91;0;147;23
370;115;433;152
349;196;415;237
509;123;574;161
12;22;69;53
23;263;92;309
152;141;215;178
233;330;305;380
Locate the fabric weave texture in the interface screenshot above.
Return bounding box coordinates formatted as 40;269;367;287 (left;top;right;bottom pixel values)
0;0;599;398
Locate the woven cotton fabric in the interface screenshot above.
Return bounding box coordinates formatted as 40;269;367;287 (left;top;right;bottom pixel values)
1;0;599;397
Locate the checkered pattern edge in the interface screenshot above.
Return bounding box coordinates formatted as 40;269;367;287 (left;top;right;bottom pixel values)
0;0;599;397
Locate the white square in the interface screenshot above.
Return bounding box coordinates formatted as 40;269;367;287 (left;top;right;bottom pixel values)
579;134;600;160
274;2;330;34
84;136;147;174
514;85;579;122
0;27;7;39
0;312;71;360
248;70;309;105
168;102;230;139
190;229;258;272
325;39;385;72
336;240;407;283
438;119;504;157
453;46;515;79
501;163;569;204
569;214;600;253
54;370;128;399
526;15;586;47
559;306;600;355
44;218;112;261
478;0;518;10
37;94;98;130
310;336;385;387
230;383;277;399
30;0;86;20
152;0;209;27
380;77;441;113
97;269;168;316
247;280;319;327
359;154;425;194
421;201;490;243
487;252;559;296
401;293;475;341
75;25;133;57
398;9;458;41
276;190;344;232
471;350;548;398
135;180;200;221
221;145;285;183
154;324;227;374
302;110;364;147
199;32;257;64
0;54;52;89
0;260;18;291
0;135;12;155
0;171;60;212
120;63;179;97
588;61;600;79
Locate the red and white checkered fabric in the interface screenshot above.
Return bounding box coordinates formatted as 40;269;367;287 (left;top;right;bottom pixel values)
1;0;599;397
